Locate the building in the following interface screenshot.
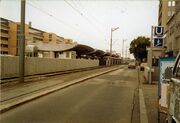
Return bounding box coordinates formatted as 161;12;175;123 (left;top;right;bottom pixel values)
0;18;17;55
158;0;179;56
166;0;180;56
0;17;68;56
159;0;176;31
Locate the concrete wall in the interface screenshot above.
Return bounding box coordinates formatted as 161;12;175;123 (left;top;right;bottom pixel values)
144;66;159;83
0;56;99;79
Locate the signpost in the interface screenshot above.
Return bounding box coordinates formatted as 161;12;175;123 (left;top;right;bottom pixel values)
149;26;164;84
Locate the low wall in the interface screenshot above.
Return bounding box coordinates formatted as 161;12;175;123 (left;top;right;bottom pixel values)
0;56;99;79
144;66;159;83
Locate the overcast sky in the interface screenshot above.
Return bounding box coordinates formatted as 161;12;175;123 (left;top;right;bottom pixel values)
0;0;159;57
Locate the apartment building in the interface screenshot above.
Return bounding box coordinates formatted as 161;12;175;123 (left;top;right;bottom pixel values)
0;17;66;56
158;0;179;56
166;0;180;56
159;0;176;30
0;18;17;55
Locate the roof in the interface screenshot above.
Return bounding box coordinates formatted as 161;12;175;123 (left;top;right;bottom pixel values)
27;42;120;58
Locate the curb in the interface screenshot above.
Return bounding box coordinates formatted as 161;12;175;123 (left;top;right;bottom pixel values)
139;88;148;123
0;67;121;113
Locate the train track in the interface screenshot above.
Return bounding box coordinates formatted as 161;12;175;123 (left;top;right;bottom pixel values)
0;66;108;86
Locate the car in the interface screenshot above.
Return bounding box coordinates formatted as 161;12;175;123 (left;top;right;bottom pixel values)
128;62;136;69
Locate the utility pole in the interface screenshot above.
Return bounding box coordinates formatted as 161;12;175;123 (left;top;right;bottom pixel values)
126;46;128;58
19;0;26;83
110;28;113;55
110;27;119;55
122;39;126;58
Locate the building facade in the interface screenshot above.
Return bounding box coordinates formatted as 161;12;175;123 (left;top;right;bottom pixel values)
159;0;176;31
0;18;17;55
158;0;179;56
166;0;180;56
0;17;69;56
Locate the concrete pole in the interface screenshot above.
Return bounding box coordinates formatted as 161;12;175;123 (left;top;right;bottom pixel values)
122;39;126;58
110;27;119;56
110;28;112;55
19;0;26;83
126;42;127;58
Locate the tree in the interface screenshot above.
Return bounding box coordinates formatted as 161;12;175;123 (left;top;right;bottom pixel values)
129;36;150;62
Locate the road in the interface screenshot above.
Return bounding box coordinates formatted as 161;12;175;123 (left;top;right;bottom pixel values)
0;67;139;123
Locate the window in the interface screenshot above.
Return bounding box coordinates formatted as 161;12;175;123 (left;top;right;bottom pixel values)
66;52;70;57
0;51;8;54
0;37;8;41
168;1;172;6
49;34;52;38
1;29;8;33
172;1;176;6
1;44;8;48
172;11;175;16
168;11;172;16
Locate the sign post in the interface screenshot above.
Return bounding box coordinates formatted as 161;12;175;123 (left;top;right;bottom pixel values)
150;26;164;84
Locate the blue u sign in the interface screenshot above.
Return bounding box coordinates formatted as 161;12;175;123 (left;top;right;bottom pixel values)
154;26;164;37
153;38;163;47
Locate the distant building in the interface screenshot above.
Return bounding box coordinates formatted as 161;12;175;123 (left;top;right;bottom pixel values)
0;18;18;55
0;17;73;56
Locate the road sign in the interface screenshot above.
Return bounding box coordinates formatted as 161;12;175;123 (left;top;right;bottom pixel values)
153;38;164;47
154;26;164;37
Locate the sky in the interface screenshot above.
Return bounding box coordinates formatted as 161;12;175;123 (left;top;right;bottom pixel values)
0;0;159;57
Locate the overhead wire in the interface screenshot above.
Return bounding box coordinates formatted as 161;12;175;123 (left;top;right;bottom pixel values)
26;0;97;42
26;1;80;32
64;0;107;36
26;0;111;50
74;0;107;30
67;0;110;47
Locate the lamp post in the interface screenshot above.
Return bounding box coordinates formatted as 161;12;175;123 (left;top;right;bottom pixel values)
122;39;126;58
110;27;119;55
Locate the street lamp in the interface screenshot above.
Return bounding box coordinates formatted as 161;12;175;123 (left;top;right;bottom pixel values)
110;27;119;55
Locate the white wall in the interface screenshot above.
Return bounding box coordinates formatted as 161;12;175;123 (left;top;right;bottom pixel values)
0;56;99;79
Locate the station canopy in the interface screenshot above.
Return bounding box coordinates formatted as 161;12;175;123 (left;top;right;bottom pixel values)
27;42;118;58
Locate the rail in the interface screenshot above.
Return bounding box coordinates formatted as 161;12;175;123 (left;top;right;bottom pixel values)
0;65;113;85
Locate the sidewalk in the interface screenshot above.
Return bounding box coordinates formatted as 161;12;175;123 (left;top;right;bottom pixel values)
139;70;167;123
0;66;122;113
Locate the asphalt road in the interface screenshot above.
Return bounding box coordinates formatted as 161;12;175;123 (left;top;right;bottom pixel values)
0;67;139;123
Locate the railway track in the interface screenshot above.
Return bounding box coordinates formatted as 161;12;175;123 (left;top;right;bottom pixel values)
0;66;108;86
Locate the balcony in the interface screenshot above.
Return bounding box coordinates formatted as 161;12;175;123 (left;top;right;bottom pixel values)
0;25;9;31
0;47;8;51
0;33;9;38
0;40;8;45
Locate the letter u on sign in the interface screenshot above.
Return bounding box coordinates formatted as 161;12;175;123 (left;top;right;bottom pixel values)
154;26;164;37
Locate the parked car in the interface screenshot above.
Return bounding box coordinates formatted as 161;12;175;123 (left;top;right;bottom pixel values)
128;62;136;69
168;52;180;123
